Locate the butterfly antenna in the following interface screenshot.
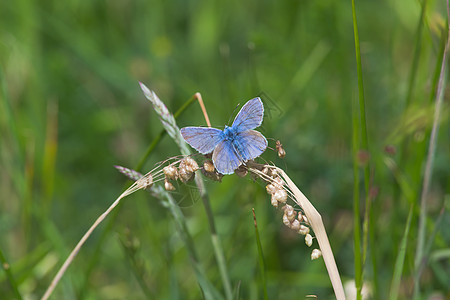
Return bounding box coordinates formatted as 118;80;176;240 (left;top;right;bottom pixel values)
227;103;241;125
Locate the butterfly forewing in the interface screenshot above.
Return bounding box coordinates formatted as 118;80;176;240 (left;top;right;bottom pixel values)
212;139;241;175
232;97;264;132
180;127;223;154
234;130;268;162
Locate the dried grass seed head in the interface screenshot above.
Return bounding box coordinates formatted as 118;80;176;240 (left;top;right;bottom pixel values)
164;179;176;191
271;197;279;208
305;233;313;247
311;249;322;260
203;160;215;173
298;224;310;235
272;176;284;189
270;168;278;178
163;165;178;180
137;174;153;190
302;215;309;225
273;189;287;203
282;213;291;226
178;166;195;183
266;183;276;195
290;219;301;231
283;204;296;221
182;156;199;173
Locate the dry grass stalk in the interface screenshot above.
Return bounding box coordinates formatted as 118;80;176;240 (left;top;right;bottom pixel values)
40;169;158;300
249;163;346;300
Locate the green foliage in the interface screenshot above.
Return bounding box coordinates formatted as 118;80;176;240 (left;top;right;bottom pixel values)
0;0;448;299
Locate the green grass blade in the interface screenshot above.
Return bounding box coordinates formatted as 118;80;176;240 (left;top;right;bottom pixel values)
351;1;372;298
118;231;155;299
252;209;268;300
414;15;449;297
0;247;23;300
389;205;413;300
351;96;362;300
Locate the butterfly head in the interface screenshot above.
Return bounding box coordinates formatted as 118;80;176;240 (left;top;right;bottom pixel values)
223;125;236;141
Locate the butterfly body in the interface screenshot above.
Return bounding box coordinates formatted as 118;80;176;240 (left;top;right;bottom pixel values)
181;98;267;175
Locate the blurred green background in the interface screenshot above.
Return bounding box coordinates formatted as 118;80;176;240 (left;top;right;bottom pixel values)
1;0;448;299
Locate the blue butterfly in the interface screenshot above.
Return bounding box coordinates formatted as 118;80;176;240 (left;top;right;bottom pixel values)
180;97;268;175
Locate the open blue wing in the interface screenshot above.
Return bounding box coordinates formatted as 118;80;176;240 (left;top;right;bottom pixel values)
212;140;241;175
232;97;264;132
180;127;223;154
234;130;268;162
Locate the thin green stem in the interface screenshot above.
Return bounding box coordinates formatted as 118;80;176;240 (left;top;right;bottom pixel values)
389;205;414;300
414;6;449;296
252;209;268;300
351;96;362;300
118;236;155;299
351;0;371;298
195;175;233;300
404;0;428;109
0;247;23;300
395;0;429;205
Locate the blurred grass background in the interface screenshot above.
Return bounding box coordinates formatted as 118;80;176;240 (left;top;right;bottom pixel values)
0;0;449;299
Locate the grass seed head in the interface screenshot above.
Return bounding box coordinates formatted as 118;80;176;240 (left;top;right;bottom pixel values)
182;156;199;173
163;165;178;180
305;233;313;247
282;213;291;226
178;166;194;183
164;178;176;191
137;174;153;190
290;219;301;231
302;215;309;225
203;160;215;173
311;249;322;260
271;197;279;207
266;183;276;194
273;189;287;203
299;224;310;235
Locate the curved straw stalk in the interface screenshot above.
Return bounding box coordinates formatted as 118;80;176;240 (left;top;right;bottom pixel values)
249;163;346;300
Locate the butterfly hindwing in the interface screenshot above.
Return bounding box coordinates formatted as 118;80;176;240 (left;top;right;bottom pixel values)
232;97;264;132
212;139;241;175
180;127;223;154
234;130;268;162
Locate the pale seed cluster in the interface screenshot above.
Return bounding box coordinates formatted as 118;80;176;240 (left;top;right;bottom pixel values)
262;164;321;260
281;204;315;249
136;174;154;190
162;156;225;191
264;169;288;208
163;157;199;191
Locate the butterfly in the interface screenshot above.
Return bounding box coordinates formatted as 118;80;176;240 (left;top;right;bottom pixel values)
180;97;268;175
